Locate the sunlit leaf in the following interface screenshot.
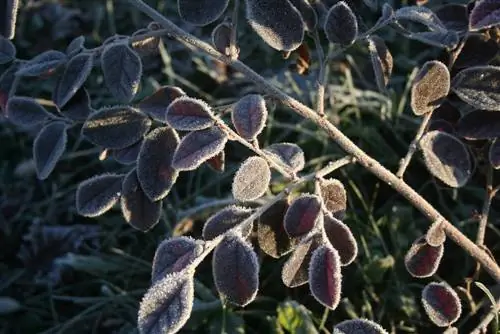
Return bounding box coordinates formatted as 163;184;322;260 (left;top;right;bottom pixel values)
317;178;347;220
489;139;500;169
245;0;305;51
76;174;124;217
408;30;459;49
425;220;446;247
232;156;271;202
138;272;194;334
333;319;389;334
323;214;357;266
212;233;259;306
101;43;142;102
263;142;305;173
422;282;462;327
456;110;500;140
469;0;500;31
0;36;16;64
137;127;180;201
284;194;322;238
178;0;229;26
54;53;94;108
282;234;323;287
6;96;51;126
367;36;393;92
308;245;342;309
110;140;142;165
324;1;358;46
1;0;19;39
419;130;471;188
452;66;500;111
394;6;447;31
166;96;214;131
121;169;162;232
411;60;450;116
33;121;67;180
404;236;444;278
15;50;67;77
60;87;93;122
258;199;295;258
202;205;254;241
137;85;186;122
231;94;268;140
152;236;202;283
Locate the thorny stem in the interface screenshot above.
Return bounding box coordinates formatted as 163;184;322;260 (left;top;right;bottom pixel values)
127;0;500;282
396;111;432;178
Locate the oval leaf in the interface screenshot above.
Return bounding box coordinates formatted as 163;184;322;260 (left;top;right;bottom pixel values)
212;22;232;56
419;130;472;188
284;194;322;238
102;43;142;102
333;319;389;334
6;96;51;126
232;156;271;202
426;220;446;247
367;36;393;92
166;96;214;131
60;87;93;122
289;0;317;31
178;0;229;26
111;140;142;165
202;205;254;241
0;36;15;64
456;110;500;140
404;236;444;278
263;142;305;173
54;53;94;108
16;50;67;77
258;199;295;258
82;106;151;149
245;0;305;51
411;60;450;116
152;237;202;283
452;66;500;111
231;94;268;141
422;282;462;327
317;178;347;220
121;169;162;232
1;0;19;39
489;139;500;169
137;85;186;122
138;273;194;334
309;245;342;309
172;126;227;171
469;0;500;31
324;1;358;46
323;215;358;266
212;234;259;306
76;174;124;217
282;234;324;287
137;127;180;201
33;121;67;180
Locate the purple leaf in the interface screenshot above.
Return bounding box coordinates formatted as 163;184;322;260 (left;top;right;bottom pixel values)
166;96;214;131
33;121;68;180
6;96;51;127
60;87;93;122
422;282;462;327
54;53;94;108
257;199;295;258
323;214;358;266
288;0;317;31
404;236;444;278
308;245;342;309
178;0;229;26
324;1;358;46
456;110;500;140
231;94;268;141
263;142;305;173
232;156;271;202
211;22;232;56
489;139;500;169
333;319;389;334
452;66;500;111
469;0;500;31
317;178;347;220
15;50;67;77
0;35;15;64
282;233;324;287
202;205;254;241
284;194;322;238
137;85;186;123
76;174;124;217
110;140;142;165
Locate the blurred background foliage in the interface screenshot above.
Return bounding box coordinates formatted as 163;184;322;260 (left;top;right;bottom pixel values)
1;0;499;333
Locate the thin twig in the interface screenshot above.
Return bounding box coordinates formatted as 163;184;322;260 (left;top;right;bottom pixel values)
470;297;500;334
477;166;494;246
126;0;500;282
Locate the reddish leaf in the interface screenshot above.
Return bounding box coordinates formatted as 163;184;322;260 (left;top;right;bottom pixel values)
324;1;358;46
469;0;500;31
308;245;342;309
404;236;443;278
166;96;214;131
422;282;462;327
323;215;357;266
284;194;322;238
137;85;186;122
257;199;295;258
202;206;254;241
282;234;324;287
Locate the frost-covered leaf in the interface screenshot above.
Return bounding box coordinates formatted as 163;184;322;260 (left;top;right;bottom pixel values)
489;139;500;169
76;174;124;217
456;110;500;140
0;60;22;100
202;205;254;241
138;85;186;122
110;140;142;165
166;96;214;131
121;169;162;232
1;0;19;39
435;4;469;31
394;6;447;31
452;66;500;111
422;282;462;327
178;0;229;26
289;0;317;31
0;36;16;64
317;178;346;220
411;60;450;116
82;106;151;149
211;22;232;56
324;1;358;46
16;50;67;77
367;36;393;92
137;127;180;201
138;272;194;334
206;150;225;172
425;220;446;247
232;156;271;202
323;215;357;266
231;94;268;140
54;53;94;108
282;234;323;287
33;121;67;180
263;142;305;173
66;36;85;57
284;194;322;238
102;44;142;102
408;30;459;49
333;319;389;334
419;130;471;188
213;234;259;306
454;34;499;69
60;87;93;121
308;245;342;309
404;236;444;278
152;237;202;283
469;0;500;31
258;199;295;258
245;0;305;51
6;96;51;126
